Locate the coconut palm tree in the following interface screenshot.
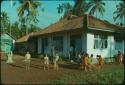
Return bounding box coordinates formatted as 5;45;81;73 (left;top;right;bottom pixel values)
57;3;73;19
1;11;10;33
73;0;84;16
17;0;42;35
87;0;105;18
113;2;125;27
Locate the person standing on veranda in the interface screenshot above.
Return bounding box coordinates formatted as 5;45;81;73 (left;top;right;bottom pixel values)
25;51;31;70
54;53;59;71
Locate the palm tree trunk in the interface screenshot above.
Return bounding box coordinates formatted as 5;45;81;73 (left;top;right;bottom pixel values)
9;23;11;35
26;16;28;35
123;16;124;27
96;11;97;18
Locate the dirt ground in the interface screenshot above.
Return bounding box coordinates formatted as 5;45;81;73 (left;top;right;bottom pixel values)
1;54;83;84
0;54;124;84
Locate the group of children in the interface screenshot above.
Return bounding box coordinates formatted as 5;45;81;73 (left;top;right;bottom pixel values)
24;52;60;71
79;53;104;72
24;51;124;72
79;51;124;72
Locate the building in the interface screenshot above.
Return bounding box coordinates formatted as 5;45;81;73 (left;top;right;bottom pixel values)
0;32;15;54
15;15;124;59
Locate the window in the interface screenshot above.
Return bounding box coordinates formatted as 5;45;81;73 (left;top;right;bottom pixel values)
94;35;108;49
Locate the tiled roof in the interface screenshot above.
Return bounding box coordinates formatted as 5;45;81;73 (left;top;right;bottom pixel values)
16;14;124;43
15;32;34;43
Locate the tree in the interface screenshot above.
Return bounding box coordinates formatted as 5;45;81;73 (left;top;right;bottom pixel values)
1;11;10;33
57;3;73;19
113;2;125;27
57;0;88;19
73;0;84;16
17;0;42;35
87;0;105;18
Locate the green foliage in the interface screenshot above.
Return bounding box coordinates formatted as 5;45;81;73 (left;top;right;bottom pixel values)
57;1;88;19
49;65;124;84
73;0;84;17
57;3;73;18
87;0;105;18
17;0;43;35
113;2;125;26
1;11;10;32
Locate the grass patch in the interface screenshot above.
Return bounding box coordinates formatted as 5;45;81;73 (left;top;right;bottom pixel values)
49;64;124;84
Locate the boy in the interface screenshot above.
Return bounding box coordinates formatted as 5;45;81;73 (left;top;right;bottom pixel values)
44;54;49;70
25;51;31;70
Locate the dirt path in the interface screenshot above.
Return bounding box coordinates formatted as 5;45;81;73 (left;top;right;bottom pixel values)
1;54;124;84
1;54;82;84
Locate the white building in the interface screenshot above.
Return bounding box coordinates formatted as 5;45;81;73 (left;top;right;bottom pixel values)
16;15;124;59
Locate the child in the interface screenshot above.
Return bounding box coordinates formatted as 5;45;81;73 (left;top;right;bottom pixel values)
117;51;123;65
44;54;49;70
89;54;93;65
97;55;104;70
88;54;94;71
25;51;31;70
53;53;59;71
82;53;89;72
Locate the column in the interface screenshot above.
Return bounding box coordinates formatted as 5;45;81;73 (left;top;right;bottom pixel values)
48;36;52;55
82;32;87;52
37;37;42;54
63;33;70;57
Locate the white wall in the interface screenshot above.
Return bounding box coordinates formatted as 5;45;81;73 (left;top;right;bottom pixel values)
86;33;116;58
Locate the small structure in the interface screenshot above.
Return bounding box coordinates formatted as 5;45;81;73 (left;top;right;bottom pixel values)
0;32;15;54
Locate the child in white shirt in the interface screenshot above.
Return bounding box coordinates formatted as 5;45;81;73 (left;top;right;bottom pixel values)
25;51;31;70
44;54;49;70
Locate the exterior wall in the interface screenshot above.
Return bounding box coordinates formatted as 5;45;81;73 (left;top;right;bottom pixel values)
114;40;124;54
86;33;116;58
36;30;124;59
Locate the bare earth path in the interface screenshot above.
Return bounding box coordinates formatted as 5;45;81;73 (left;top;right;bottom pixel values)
1;54;124;84
1;54;82;84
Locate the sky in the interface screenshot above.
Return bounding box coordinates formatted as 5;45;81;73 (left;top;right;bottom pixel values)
1;0;122;29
